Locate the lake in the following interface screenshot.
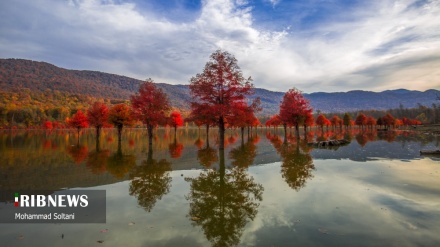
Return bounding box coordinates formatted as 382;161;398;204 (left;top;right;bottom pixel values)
0;128;439;247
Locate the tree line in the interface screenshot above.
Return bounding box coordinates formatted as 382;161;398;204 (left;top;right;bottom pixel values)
1;50;437;149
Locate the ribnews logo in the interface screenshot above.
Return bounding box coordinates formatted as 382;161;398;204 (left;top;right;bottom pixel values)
14;192;88;208
1;190;106;223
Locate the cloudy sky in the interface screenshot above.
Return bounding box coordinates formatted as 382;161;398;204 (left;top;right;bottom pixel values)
0;0;439;93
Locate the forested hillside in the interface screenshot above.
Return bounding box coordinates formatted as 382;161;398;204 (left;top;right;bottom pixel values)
0;58;438;127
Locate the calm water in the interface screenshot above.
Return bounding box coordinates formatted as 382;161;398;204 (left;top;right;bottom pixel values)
0;128;439;247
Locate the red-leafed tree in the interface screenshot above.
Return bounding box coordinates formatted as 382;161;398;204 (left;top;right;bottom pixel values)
67;110;89;145
228;100;260;142
366;116;376;128
87;102;109;141
355;113;368;128
189;50;255;150
381;113;396;129
265;115;282;129
131;79;171;147
189;103;217;142
303;112;314;130
42;121;53;130
315;114;328;130
169;110;184;136
330;116;342;130
108;104;133;149
279;88;313;140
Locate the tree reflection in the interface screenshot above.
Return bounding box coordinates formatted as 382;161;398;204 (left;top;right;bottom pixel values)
228;140;257;168
197;142;218;168
66;145;88;164
129;145;172;212
277;143;315;191
106;146;136;179
186;149;263;247
169;136;184;159
86;149;110;174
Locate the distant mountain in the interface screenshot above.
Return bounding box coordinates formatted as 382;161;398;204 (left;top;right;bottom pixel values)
0;58;438;116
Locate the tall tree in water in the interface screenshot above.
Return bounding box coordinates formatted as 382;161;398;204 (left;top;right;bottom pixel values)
131;79;171;147
279;88;313;140
87;102;109;150
66;110;88;145
189;50;255;150
108;104;133;150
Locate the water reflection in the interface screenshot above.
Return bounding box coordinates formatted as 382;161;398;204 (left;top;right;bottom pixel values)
276;143;315;191
186;149;264;247
229;137;257;168
129;145;172;212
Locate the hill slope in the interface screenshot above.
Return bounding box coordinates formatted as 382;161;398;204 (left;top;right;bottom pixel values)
0;58;438;115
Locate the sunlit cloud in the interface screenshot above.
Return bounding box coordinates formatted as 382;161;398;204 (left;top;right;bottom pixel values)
0;0;439;92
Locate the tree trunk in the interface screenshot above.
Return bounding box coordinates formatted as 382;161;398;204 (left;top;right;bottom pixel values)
206;124;210;147
95;126;101;151
147;124;153;148
117;125;123;153
241;127;244;143
295;124;300;139
219;117;225;150
77;128;80;146
283;123;287;144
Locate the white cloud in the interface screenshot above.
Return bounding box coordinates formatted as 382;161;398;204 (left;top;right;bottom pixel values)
0;0;439;92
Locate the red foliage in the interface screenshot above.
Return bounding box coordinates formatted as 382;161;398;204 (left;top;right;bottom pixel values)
108;104;133;128
279;88;313;129
131;80;170;127
189;50;255;149
265;115;282;127
402;117;422;126
43;121;53;130
87;102;109;128
355;113;368;126
169;110;184;128
366;116;376;126
67;110;89;130
315;114;328;129
330;116;343;127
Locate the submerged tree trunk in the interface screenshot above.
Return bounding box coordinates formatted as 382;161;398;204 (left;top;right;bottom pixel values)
77;128;80;146
295;124;300;140
206;124;210;146
147;124;154;148
117;124;123;153
95;126;101;151
219;117;225;150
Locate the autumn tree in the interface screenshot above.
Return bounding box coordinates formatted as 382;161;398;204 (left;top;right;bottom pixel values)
315;114;328;131
331;115;343;130
265;115;282;129
189;103;217;143
66;110;89;145
366;116;376;129
355;113;368;128
131;79;171;147
189;50;255;150
169;110;184;137
108;104;133;149
87;102;109;148
279;88;313;140
227;100;260;142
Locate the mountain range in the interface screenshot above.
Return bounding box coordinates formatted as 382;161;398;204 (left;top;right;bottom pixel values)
0;58;438;116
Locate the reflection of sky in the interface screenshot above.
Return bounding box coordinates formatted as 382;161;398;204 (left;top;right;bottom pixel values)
1;158;439;246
